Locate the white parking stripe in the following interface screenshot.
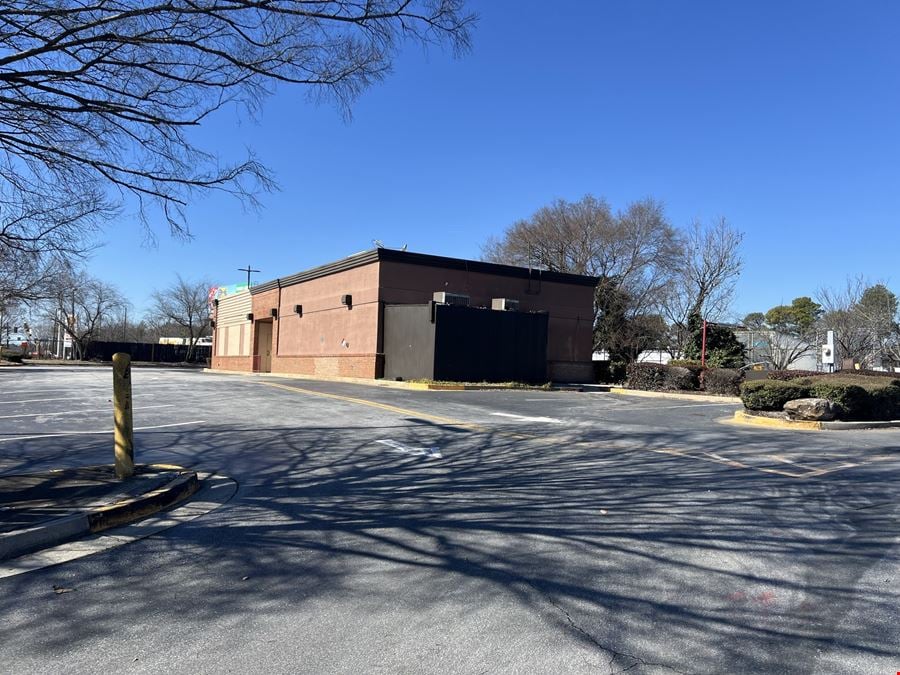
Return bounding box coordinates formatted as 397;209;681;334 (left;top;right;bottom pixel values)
0;404;175;419
1;387;107;396
375;439;442;459
2;396;107;405
0;420;207;443
491;412;564;424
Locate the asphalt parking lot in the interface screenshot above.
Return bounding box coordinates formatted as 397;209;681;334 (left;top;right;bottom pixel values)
1;366;898;674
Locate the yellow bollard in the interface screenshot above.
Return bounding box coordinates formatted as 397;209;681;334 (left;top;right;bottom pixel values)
112;352;134;479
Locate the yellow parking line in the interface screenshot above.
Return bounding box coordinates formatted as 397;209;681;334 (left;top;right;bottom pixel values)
261;381;482;429
796;462;859;478
261;382;866;479
649;446;807;478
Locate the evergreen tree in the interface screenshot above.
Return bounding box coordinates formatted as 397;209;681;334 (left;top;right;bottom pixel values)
683;312;745;367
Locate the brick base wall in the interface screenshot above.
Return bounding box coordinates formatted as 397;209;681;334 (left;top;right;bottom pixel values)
548;360;594;383
213;354;586;382
271;354;381;379
211;356;254;372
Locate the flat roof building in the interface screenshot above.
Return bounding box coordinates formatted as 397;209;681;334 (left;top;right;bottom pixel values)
211;249;598;383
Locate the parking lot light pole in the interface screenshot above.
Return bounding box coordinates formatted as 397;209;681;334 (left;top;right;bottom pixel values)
112;353;135;479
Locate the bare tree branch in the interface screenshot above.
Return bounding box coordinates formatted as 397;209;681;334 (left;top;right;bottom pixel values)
40;268;126;359
0;0;475;255
482;194;681;361
148;274;212;361
658;217;744;356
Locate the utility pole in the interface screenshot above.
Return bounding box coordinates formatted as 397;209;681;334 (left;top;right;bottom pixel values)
238;265;260;287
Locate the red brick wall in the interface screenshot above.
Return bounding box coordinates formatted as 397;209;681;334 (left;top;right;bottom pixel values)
270;354;381;379
214;257;595;382
211;355;254;372
273;263;380;358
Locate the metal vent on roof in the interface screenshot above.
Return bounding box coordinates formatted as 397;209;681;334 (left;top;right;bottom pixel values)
491;298;520;311
433;292;470;306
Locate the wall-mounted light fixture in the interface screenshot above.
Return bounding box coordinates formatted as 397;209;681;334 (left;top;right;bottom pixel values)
270;308;278;318
246;313;254;322
210;320;216;328
294;304;303;316
341;294;352;308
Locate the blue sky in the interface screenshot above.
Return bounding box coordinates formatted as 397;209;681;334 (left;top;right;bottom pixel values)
93;0;900;319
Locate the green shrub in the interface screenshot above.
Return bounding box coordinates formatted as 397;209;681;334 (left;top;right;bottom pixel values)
683;313;745;367
705;348;745;369
664;366;699;391
743;373;900;420
869;386;900;420
626;363;668;391
704;368;744;396
593;360;627;384
809;383;868;420
740;380;812;410
846;368;900;380
627;363;703;391
668;359;703;368
0;349;23;363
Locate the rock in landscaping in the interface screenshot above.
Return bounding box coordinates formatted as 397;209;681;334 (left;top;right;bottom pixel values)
783;398;838;421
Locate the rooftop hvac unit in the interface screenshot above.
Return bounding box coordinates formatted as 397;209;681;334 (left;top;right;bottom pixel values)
433;291;470;306
491;298;520;311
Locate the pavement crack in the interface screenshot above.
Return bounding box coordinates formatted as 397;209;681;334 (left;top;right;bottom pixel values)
540;593;690;675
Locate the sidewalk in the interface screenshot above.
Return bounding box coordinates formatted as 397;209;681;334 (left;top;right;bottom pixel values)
0;464;199;560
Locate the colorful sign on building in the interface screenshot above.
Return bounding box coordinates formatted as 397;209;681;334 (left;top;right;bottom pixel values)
208;283;249;310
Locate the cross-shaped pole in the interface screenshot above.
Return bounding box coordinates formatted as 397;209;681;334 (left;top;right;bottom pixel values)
238;264;261;287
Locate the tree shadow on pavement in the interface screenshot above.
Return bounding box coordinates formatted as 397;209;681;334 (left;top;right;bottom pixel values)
0;418;898;673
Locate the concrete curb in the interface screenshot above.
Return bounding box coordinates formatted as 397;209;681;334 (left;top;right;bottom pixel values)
203;368;577;392
0;464;200;561
732;409;900;431
732;409;823;430
609;387;742;404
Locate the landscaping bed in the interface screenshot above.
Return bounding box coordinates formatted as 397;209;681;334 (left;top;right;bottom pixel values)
625;362;745;397
624;362;900;420
740;373;900;421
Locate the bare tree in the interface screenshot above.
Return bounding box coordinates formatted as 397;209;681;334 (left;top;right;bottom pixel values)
482;195;681;361
148;275;212;361
0;1;475;247
749;297;822;370
0;182;112;306
818;277;899;368
659;218;744;356
44;270;126;359
818;276;874;366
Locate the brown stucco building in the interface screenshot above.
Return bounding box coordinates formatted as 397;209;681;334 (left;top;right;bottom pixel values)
211;249;598;382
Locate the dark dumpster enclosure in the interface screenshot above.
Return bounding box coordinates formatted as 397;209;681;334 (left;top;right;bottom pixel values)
383;303;548;383
84;341;211;363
